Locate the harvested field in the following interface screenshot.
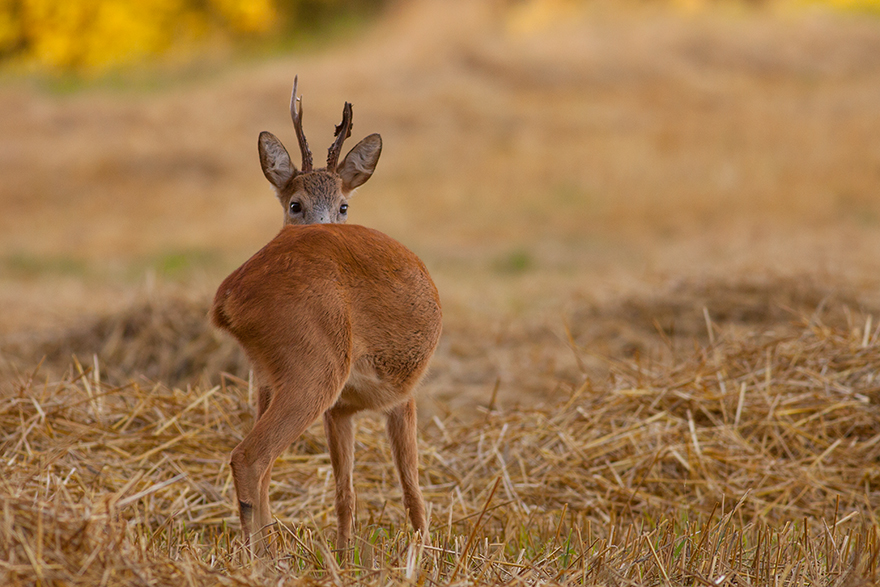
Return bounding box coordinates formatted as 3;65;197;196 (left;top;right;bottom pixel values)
3;0;880;584
4;300;880;585
3;273;880;414
4;277;880;585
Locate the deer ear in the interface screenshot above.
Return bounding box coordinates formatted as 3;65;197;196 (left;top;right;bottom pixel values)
337;133;382;193
258;131;297;190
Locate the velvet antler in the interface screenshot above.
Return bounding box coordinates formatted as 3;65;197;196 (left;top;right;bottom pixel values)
326;102;353;170
289;76;313;172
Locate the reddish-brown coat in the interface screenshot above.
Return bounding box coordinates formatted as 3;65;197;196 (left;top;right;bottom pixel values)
212;223;441;556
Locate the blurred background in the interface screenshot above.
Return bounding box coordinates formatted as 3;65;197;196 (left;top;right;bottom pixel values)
1;0;880;410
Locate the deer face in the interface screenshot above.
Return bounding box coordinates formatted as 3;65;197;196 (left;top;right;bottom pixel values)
257;78;382;226
259;132;382;226
283;170;347;225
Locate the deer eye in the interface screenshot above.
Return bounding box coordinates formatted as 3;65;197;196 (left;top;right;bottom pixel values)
339;204;348;214
289;201;302;214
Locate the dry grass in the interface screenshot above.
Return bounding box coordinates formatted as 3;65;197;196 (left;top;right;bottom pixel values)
3;273;877;410
0;294;247;388
3;281;880;585
3;0;880;584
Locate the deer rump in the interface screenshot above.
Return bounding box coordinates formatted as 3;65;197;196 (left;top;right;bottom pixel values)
212;222;442;415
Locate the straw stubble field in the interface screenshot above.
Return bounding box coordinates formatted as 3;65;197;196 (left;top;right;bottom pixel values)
5;290;880;585
3;1;880;585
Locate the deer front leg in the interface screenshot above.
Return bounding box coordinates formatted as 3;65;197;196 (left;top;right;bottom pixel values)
386;397;427;540
324;403;357;555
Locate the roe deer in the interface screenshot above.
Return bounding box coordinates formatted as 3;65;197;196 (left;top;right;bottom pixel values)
258;77;382;225
212;78;441;557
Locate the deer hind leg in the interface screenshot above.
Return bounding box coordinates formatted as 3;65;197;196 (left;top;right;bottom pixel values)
254;457;276;554
247;372;275;551
249;364;273;423
386;397;427;540
231;371;342;557
323;402;358;555
256;384;272;421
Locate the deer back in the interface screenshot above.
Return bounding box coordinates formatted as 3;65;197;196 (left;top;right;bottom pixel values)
212;223;441;392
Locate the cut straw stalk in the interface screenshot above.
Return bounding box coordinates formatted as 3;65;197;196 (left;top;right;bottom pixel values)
2;292;880;584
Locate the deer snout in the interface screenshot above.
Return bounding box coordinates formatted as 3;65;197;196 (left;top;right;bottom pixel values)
309;207;334;224
286;199;344;225
305;200;348;225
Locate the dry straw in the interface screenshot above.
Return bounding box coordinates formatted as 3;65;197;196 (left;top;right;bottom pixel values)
2;287;880;585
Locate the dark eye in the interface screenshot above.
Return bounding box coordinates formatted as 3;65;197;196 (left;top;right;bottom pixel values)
289;201;302;214
339;204;348;214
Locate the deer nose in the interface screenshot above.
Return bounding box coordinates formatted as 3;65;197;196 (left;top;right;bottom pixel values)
312;210;333;224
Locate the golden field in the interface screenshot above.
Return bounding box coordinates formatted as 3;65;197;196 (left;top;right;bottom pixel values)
2;1;880;584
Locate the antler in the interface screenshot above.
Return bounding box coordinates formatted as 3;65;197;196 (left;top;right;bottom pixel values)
289;76;313;172
326;102;353;170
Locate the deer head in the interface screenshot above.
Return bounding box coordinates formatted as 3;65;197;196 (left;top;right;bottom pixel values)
257;77;383;225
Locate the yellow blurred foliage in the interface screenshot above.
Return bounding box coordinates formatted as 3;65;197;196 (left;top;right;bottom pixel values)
506;0;580;35
1;0;878;72
821;0;880;10
0;0;16;52
0;0;275;72
212;0;275;33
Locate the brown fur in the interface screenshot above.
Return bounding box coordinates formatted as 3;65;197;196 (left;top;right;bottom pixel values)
212;223;442;556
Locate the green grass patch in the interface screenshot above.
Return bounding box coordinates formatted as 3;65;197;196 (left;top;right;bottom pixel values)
1;253;91;278
492;248;535;275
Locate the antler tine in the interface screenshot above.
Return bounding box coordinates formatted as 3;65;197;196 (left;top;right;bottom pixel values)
326;102;353;170
289;76;313;172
